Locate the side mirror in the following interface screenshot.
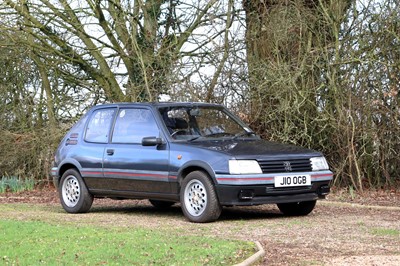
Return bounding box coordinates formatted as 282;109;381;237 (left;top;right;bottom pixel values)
142;136;164;146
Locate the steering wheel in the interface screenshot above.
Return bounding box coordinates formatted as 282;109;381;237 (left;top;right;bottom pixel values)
171;130;187;138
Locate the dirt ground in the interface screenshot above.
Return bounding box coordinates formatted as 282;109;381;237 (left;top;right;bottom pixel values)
1;186;399;265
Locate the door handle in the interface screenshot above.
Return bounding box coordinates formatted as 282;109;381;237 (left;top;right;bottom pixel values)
106;149;114;155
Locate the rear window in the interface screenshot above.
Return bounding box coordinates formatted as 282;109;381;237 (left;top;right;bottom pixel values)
84;108;116;143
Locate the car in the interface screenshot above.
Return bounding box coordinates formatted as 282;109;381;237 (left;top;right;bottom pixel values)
51;102;333;223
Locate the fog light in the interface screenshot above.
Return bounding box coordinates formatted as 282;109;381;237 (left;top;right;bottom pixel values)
239;190;254;200
318;185;330;196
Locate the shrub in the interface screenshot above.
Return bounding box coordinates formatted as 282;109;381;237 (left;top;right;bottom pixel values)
0;176;35;193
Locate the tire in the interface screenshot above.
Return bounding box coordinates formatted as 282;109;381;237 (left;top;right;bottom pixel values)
180;171;222;223
277;200;317;216
149;199;175;208
59;169;93;213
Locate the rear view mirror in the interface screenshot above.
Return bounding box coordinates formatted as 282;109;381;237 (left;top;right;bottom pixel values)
189;108;200;116
142;136;164;146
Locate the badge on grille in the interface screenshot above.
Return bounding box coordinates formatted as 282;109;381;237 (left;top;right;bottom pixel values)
283;161;292;172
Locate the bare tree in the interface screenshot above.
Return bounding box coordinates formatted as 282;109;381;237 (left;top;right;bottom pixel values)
2;0;231;102
0;0;246;181
242;0;400;190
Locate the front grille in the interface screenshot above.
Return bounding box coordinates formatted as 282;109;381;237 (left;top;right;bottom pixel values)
265;185;312;194
257;158;312;174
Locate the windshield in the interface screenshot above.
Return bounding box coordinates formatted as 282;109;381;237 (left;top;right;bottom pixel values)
158;106;255;141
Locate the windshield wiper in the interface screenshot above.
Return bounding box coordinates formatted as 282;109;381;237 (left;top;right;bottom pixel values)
188;132;256;142
187;136;203;142
233;131;257;140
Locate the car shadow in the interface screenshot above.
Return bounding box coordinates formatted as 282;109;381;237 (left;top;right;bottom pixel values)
219;206;284;221
88;200;285;222
89;200;183;218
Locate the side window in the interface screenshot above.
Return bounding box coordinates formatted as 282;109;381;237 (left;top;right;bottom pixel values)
112;108;160;144
85;108;116;143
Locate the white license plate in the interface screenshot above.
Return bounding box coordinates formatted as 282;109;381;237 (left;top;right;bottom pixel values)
274;175;311;187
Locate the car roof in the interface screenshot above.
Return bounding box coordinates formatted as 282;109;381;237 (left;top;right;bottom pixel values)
91;102;224;110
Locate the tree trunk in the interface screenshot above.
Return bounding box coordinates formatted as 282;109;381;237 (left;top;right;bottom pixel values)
243;0;350;135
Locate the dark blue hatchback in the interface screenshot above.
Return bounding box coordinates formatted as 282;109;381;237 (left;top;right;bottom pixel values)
51;102;333;222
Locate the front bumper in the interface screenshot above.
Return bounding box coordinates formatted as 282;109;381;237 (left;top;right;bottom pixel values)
214;170;333;206
216;181;330;206
51;167;59;189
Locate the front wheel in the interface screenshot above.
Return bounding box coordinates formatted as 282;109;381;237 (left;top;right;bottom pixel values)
59;169;93;213
180;171;221;223
277;200;316;216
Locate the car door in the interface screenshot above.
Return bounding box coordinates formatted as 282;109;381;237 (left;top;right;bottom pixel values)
102;107;171;195
79;107;117;190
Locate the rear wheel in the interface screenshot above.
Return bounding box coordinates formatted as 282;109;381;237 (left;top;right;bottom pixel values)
59;169;93;213
180;171;221;223
149;199;175;208
277;200;316;216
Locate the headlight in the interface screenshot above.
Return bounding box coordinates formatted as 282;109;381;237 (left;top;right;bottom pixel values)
229;160;262;175
310;157;329;171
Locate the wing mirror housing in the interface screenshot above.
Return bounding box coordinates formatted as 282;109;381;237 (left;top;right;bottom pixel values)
142;136;164;146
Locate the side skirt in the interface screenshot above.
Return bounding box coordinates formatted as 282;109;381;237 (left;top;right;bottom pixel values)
89;189;179;202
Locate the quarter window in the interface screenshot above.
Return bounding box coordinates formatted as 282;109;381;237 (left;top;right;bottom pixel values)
85;108;116;143
112;108;160;143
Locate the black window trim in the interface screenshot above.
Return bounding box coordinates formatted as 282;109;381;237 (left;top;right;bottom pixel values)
109;106;164;145
84;107;117;144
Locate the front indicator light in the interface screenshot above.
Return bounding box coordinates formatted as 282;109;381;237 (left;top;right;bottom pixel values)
310;157;329;171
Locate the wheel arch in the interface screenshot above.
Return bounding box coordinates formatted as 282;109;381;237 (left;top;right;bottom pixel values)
55;159;83;188
177;161;216;186
59;163;79;177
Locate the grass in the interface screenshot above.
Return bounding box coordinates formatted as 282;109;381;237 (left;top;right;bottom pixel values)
0;219;254;265
370;228;400;237
0;176;35;193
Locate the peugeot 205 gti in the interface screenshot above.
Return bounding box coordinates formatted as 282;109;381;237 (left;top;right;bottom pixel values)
51;102;333;223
